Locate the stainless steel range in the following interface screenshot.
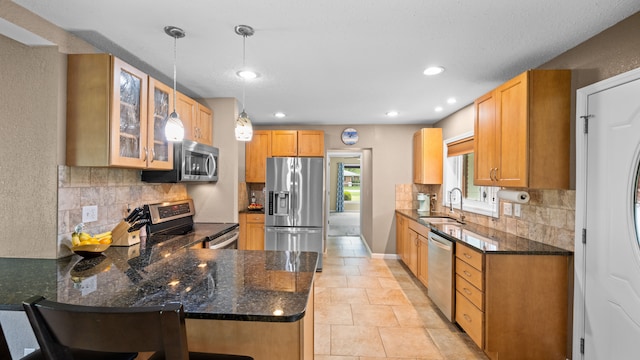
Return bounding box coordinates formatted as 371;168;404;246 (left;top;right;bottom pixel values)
144;199;239;250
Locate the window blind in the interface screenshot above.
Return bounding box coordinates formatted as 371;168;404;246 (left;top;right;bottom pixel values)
447;137;474;157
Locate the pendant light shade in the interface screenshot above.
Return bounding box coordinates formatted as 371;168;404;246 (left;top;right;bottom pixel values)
235;110;253;141
235;25;255;142
164;26;185;142
165;111;185;142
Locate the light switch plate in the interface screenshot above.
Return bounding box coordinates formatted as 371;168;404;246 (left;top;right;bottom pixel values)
503;202;513;216
514;203;521;217
82;205;98;223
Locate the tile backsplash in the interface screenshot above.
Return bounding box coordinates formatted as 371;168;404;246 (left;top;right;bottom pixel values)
57;166;188;257
396;184;576;251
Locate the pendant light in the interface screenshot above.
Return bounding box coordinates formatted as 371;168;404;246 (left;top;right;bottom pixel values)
234;25;255;142
164;26;185;142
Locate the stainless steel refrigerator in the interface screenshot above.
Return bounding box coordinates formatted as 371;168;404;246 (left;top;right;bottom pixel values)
265;157;324;270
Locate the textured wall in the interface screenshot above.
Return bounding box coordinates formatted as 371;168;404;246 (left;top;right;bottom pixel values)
57;166;188;257
0;35;60;258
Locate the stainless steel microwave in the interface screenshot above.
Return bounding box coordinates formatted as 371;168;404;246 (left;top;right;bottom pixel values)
142;140;218;183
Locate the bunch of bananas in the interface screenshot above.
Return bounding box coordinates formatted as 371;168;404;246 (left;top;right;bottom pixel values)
71;231;112;247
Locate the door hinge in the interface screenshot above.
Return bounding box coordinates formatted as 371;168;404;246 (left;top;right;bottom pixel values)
582;228;587;244
580;337;585;354
580;115;593;134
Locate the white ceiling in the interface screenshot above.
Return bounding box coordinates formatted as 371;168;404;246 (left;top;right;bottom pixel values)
9;0;640;126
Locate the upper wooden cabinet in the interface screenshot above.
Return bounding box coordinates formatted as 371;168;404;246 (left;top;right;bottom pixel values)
196;105;213;146
271;130;298;156
272;130;325;157
245;130;272;183
413;128;443;184
147;78;174;170
67;54;151;168
175;92;213;146
297;130;325;156
246;130;324;183
473;69;571;189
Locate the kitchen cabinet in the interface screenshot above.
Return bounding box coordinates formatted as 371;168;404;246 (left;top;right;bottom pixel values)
66;54;150;168
147;78;174;169
473;69;571;189
417;233;429;287
396;215;429;287
297;130;325;156
195;104;213;145
245;130;272;183
455;241;485;348
454;241;571;360
395;213;405;261
175;91;213;146
271;130;325;157
245;130;324;183
413;128;443;184
239;212;265;250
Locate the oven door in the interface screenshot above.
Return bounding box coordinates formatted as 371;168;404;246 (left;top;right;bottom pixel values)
205;229;239;249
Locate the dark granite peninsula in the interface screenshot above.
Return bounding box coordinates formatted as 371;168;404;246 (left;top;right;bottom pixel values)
0;245;317;360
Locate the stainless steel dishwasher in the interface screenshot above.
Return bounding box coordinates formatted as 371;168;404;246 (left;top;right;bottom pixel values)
427;230;454;321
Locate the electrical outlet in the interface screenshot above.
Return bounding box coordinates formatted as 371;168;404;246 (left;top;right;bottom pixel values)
514;203;521;218
82;205;98;223
502;202;513;216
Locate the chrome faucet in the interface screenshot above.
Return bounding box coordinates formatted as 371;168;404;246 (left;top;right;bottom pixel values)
449;187;465;223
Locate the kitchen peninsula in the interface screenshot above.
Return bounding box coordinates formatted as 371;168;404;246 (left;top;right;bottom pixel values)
0;236;317;360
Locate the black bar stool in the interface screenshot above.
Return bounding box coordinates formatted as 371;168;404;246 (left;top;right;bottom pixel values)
23;296;253;360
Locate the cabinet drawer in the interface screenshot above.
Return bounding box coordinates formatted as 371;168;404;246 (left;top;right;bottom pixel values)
455;242;483;270
456;274;483;310
456;258;483;291
246;213;264;223
455;291;484;348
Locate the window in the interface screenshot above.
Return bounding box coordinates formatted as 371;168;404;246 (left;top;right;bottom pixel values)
443;132;499;217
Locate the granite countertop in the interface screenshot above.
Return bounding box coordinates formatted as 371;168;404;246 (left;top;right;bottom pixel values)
396;209;572;255
0;225;317;323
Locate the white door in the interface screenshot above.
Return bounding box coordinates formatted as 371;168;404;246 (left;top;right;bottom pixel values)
575;68;640;359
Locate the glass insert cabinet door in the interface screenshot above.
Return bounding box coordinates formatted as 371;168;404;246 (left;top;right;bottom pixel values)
110;57;148;167
148;78;174;169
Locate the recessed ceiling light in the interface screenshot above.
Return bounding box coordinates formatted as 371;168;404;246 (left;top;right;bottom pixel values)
236;70;258;80
423;66;445;76
274;112;286;118
386;111;399;117
435;106;443;112
447;97;457;104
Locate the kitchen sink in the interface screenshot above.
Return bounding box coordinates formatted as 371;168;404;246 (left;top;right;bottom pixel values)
420;217;461;225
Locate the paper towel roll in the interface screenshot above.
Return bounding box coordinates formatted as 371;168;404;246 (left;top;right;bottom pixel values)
497;189;530;204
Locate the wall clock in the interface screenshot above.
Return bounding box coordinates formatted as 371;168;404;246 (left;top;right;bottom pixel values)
341;128;359;145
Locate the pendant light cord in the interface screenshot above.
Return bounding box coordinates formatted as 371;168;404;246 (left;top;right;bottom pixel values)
173;35;178;111
241;34;247;112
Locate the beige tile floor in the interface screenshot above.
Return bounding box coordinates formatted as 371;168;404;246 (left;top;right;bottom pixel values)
314;236;489;360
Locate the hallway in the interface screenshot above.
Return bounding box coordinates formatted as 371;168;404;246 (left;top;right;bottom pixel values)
314;236;488;359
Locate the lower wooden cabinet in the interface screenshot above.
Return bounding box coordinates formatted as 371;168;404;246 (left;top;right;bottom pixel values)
455;241;571;360
239;212;265;250
396;213;429;288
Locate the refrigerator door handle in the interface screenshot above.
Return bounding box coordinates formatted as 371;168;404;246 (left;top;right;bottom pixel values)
266;227;322;234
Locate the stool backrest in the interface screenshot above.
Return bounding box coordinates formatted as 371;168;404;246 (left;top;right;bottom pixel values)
23;295;190;360
1;321;12;360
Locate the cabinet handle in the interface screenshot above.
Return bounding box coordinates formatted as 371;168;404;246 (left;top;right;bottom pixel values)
464;253;472;259
463;287;472;295
463;270;472;277
463;314;472;322
143;147;148;162
150;148;155;163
